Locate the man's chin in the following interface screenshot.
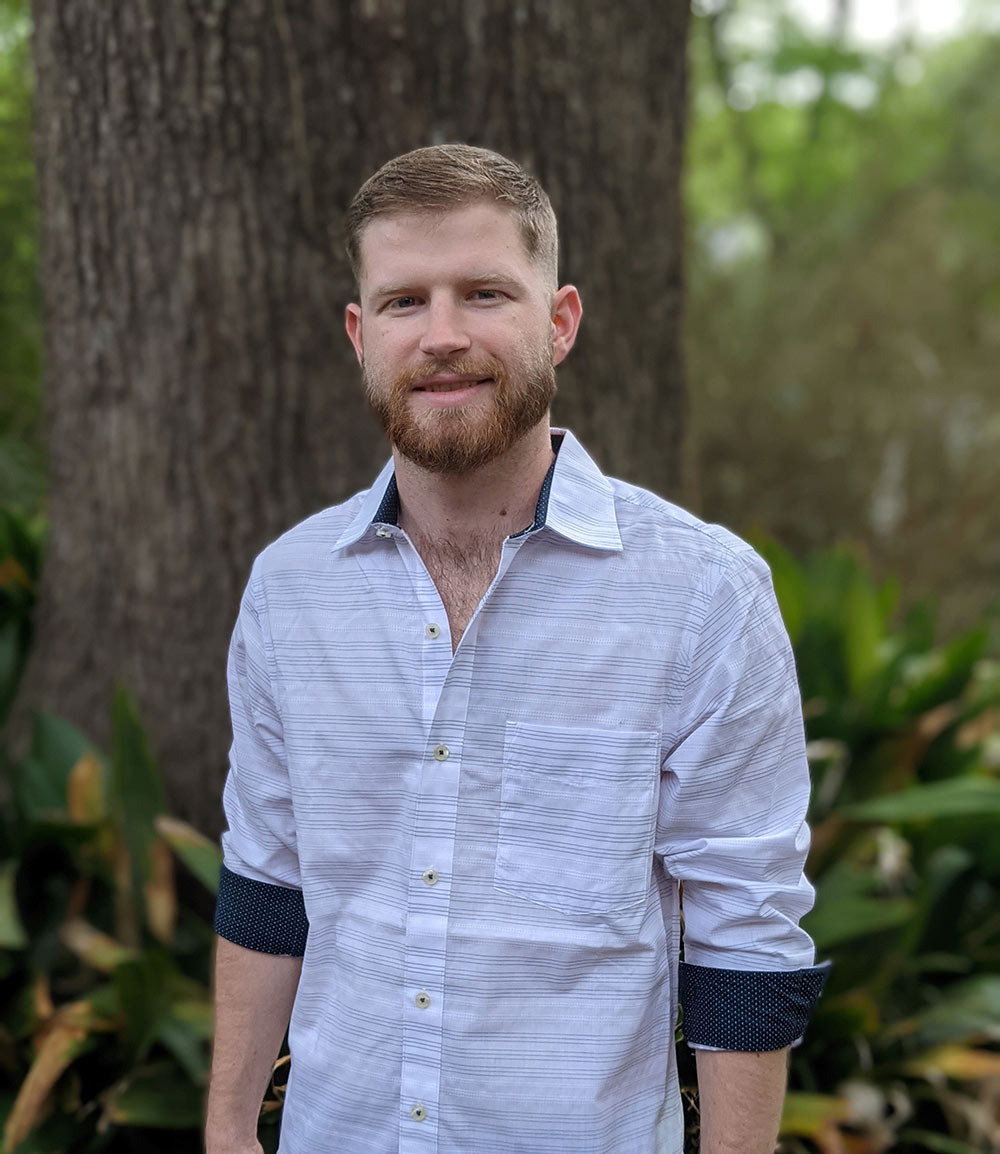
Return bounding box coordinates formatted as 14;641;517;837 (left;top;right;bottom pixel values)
396;438;506;476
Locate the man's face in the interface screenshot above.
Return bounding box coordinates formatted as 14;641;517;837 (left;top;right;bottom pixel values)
345;202;578;475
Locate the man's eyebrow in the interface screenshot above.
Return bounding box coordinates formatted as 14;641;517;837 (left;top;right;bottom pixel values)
369;283;417;301
368;273;526;301
369;280;412;295
460;272;524;289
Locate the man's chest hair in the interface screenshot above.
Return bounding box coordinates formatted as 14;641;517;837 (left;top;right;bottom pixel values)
412;531;504;644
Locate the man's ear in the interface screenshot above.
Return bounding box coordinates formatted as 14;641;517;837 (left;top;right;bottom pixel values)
344;303;364;366
551;286;583;367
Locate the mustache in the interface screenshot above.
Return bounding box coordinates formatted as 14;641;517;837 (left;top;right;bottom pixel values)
392;357;507;390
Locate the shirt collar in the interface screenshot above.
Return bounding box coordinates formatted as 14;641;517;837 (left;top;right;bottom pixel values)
541;429;623;551
331;428;622;553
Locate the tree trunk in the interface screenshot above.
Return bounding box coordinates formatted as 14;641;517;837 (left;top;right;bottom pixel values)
26;0;689;834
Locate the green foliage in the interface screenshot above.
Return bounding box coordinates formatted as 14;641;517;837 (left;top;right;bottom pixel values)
0;506;42;729
0;510;221;1153
0;686;222;1153
762;542;1000;1154
0;0;43;513
686;3;1000;639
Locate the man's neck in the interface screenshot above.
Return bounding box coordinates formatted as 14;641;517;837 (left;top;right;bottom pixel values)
394;421;555;551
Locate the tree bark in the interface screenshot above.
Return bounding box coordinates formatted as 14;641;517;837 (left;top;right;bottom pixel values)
26;0;689;833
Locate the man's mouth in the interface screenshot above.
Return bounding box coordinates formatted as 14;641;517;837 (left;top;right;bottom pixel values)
413;376;493;393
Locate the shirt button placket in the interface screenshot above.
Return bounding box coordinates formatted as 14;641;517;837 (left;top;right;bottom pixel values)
400;733;458;1151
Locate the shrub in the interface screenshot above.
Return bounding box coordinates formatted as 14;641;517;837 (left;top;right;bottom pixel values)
765;541;1000;1154
0;509;225;1153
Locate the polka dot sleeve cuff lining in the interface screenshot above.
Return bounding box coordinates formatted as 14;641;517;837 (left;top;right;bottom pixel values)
679;961;831;1051
214;864;309;956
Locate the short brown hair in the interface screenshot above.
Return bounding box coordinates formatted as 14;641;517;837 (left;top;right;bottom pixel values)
346;144;558;290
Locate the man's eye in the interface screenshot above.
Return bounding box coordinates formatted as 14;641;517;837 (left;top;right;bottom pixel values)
471;289;500;301
389;296;418;309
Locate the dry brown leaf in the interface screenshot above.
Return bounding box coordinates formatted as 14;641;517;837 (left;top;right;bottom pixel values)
144;838;176;944
66;754;106;824
0;557;31;590
916;702;959;741
31;974;53;1023
3;1017;88;1151
112;838;139;949
956;709;1000;750
60;918;136;973
905;1044;1000;1082
153;814;216;849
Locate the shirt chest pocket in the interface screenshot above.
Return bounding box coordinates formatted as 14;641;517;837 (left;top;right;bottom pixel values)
494;721;660;916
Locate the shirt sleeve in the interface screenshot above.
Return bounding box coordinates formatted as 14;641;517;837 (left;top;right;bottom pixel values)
214;567;309;956
655;545;828;1050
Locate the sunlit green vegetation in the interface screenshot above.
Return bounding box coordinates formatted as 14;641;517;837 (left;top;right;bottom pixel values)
685;1;1000;639
0;0;43;514
768;540;1000;1154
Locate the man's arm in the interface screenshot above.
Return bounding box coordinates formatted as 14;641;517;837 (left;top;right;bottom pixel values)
205;937;303;1154
695;1048;789;1154
656;553;829;1148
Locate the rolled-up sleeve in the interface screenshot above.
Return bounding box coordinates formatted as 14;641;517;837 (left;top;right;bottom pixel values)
214;567;308;956
656;545;828;1050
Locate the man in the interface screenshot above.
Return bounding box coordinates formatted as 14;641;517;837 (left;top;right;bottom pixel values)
206;144;828;1154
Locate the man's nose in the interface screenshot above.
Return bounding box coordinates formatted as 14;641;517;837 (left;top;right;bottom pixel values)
418;299;472;359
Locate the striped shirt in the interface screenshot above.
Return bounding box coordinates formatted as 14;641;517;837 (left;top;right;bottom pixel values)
217;428;828;1154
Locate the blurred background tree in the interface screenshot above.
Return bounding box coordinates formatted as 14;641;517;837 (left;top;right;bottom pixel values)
14;0;688;830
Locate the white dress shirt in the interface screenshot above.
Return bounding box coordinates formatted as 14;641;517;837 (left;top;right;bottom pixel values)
217;429;827;1154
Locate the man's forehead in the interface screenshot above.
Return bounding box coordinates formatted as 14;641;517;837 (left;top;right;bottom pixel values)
362;200;518;236
357;204;527;270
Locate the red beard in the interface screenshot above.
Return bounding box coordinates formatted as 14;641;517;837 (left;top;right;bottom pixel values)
365;351;556;475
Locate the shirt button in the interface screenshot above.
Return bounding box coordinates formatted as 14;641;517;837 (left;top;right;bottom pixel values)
432;744;450;762
415;991;431;1009
422;868;439;886
410;1104;428;1122
425;622;441;639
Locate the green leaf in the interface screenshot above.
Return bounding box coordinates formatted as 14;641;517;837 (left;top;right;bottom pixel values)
0;507;42;583
154;816;222;895
910;975;1000;1045
0;858;26;948
109;688;167;931
896;628;989;717
844;776;1000;822
755;537;808;645
5;1115;83;1154
14;712;98;820
0;619;25;727
803;893;914;951
843;563;887;696
101;1061;204;1130
156;1007;211;1086
780;1091;850;1138
896;1129;991;1154
112;952;173;1061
